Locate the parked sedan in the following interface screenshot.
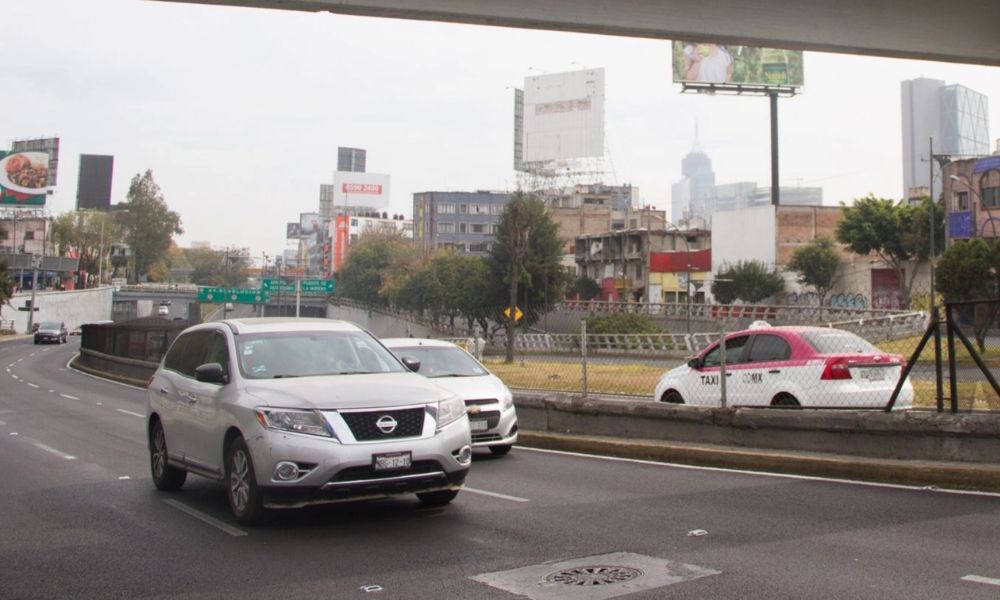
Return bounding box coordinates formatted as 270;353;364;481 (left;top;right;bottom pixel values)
382;338;518;455
34;321;68;344
653;326;913;409
146;318;472;525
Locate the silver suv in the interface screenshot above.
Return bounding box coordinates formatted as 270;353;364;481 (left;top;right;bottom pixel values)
146;318;472;524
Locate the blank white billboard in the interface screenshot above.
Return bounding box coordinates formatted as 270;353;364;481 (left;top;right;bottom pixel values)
333;172;390;210
522;68;605;163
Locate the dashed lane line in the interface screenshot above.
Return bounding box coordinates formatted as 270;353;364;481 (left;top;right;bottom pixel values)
963;575;1000;587
116;409;144;418
26;383;40;389
463;487;530;503
60;394;79;400
162;499;247;537
33;442;77;461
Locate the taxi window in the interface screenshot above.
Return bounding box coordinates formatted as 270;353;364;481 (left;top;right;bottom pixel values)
702;334;750;366
747;334;791;362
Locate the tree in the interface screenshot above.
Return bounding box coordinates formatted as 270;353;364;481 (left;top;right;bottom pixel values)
935;239;1000;352
337;232;413;307
488;193;569;362
0;262;13;320
836;195;943;308
185;247;249;287
713;260;785;304
785;237;841;305
118;170;183;283
50;211;121;286
570;276;601;301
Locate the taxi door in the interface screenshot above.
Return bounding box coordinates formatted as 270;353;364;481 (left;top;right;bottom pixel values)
730;333;794;406
689;334;751;406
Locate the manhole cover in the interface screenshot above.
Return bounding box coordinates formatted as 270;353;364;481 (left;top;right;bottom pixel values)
545;566;644;586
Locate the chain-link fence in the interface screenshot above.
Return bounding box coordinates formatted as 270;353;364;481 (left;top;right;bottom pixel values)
472;301;1000;412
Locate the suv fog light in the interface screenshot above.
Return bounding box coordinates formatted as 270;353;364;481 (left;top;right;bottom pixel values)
455;445;472;466
274;461;300;481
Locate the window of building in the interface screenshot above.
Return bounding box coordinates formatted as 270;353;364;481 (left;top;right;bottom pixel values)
350;218;358;226
437;222;455;233
491;204;505;215
23;230;35;240
983;187;1000;209
459;223;467;233
471;223;486;234
459;204;468;214
469;241;490;253
954;191;969;211
490;224;499;234
437;203;455;214
471;204;490;215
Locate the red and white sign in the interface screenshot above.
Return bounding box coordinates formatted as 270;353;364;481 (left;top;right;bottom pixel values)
342;183;382;194
333;172;390;209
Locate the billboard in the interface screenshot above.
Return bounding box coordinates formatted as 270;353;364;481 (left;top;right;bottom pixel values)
671;42;804;87
522;68;605;163
332;172;390;210
11;137;60;186
286;222;301;238
0;150;49;206
299;212;321;236
77;154;114;211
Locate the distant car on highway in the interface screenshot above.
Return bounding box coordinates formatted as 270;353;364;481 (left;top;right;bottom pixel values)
34;321;68;345
653;326;913;409
382;338;518;455
146;318;472;524
157;305;170;316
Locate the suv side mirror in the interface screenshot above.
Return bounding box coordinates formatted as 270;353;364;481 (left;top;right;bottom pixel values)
195;362;227;384
401;356;421;373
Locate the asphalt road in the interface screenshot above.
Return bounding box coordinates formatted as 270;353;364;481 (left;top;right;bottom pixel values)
2;337;1000;599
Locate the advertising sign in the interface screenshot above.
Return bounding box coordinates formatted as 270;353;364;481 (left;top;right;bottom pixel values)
522;68;605;163
0;150;49;206
671;42;804;88
287;222;301;238
299;212;320;236
11;137;59;187
333;172;390;209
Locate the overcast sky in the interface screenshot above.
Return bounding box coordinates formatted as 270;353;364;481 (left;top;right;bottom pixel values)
3;0;999;259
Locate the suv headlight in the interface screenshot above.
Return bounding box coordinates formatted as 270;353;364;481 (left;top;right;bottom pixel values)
255;408;332;437
436;396;466;430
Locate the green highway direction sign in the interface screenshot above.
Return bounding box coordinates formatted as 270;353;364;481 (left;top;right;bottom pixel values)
197;287;270;304
261;278;335;295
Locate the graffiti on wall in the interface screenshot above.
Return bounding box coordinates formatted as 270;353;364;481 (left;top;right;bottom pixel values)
828;293;868;309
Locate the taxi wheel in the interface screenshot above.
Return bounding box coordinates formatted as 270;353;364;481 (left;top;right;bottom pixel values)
661;390;685;404
416;489;459;507
771;393;801;407
489;444;512;456
226;437;269;525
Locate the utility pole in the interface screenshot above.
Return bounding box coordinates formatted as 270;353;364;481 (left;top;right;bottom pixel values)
505;200;529;363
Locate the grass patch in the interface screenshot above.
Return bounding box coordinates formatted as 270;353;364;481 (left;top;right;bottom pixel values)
484;358;666;397
877;335;1000;366
912;381;1000;411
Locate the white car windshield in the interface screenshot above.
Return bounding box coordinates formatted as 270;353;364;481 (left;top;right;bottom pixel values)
237;331;406;379
392;346;487;378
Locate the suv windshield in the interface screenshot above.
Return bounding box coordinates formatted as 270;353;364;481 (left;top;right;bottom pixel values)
237;331;406;379
800;330;880;354
392;346;487;378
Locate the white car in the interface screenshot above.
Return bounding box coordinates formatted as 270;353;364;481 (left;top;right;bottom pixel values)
653;326;914;409
382;338;518;455
147;318;472;524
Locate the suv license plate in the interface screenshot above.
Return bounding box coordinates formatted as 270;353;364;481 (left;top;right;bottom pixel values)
470;419;488;432
373;452;412;471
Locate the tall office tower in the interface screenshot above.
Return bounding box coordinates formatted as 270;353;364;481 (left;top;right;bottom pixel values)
671;129;716;222
337;147;366;173
901;77;990;199
76;154;114;211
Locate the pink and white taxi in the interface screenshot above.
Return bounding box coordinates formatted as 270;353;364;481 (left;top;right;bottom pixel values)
653;326;913;409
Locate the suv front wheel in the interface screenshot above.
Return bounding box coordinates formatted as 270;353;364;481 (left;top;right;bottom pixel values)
150;421;187;491
226;436;268;525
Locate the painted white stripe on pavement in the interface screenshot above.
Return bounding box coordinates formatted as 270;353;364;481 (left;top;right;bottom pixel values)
163;499;247;537
963;575;1000;587
463;487;530;503
11;375;18;380
116;409;144;418
26;383;39;389
33;442;76;460
60;394;79;400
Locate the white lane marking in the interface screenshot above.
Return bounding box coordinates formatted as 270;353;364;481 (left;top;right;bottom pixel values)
27;383;40;389
29;353;36;357
10;432;18;436
118;476;131;480
48;389;55;393
33;442;77;460
96;402;103;406
463;487;530;503
963;575;1000;587
60;394;79;400
520;447;1000;499
163;499;247;537
11;375;18;380
116;409;144;418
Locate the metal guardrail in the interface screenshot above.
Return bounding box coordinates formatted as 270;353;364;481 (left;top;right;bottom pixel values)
557;299;915;324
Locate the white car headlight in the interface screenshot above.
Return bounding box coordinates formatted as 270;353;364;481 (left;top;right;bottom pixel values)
499;387;514;411
436;396;466;429
255;408;332;437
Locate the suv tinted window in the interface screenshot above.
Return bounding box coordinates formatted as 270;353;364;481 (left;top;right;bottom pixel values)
702;334;750;366
204;332;231;381
163;333;191;372
747;334;791;362
163;330;215;378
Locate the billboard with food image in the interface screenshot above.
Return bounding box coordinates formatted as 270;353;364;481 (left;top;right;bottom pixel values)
0;151;49;206
672;42;804;88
